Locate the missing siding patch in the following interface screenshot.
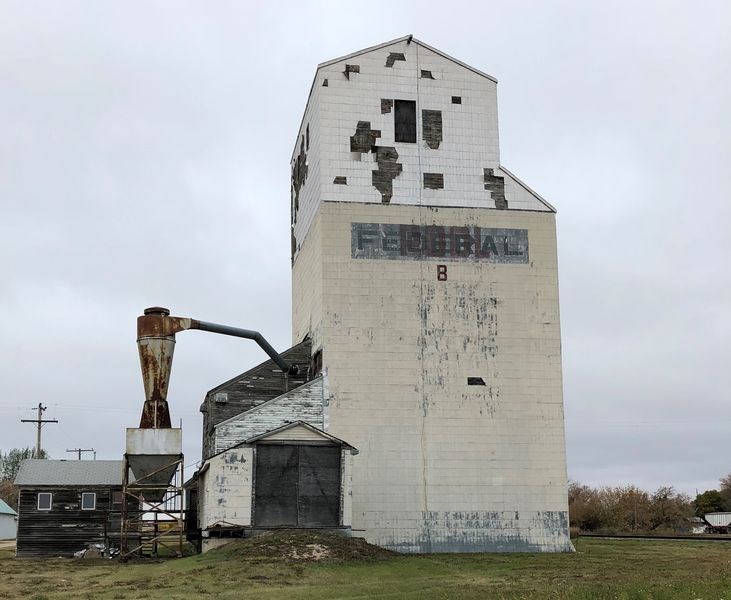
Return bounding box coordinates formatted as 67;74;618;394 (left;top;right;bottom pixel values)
467;377;486;386
452;96;462;104
343;64;360;79
333;176;347;185
350;121;381;153
381;99;393;114
306;124;310;150
484;168;507;209
322;79;328;87
291;136;308;217
385;52;406;67
422;110;443;149
423;173;444;189
372;146;402;203
420;70;435;79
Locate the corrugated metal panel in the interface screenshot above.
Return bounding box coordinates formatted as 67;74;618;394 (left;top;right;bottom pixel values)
15;460;124;487
705;513;731;527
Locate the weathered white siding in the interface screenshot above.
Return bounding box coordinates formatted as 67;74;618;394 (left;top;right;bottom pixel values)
213;378;324;454
291;38;571;553
198;447;253;529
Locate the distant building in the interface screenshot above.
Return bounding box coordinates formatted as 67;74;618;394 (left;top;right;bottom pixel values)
0;499;17;540
14;460;131;558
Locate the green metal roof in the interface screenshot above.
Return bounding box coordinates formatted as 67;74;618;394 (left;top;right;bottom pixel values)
0;499;17;516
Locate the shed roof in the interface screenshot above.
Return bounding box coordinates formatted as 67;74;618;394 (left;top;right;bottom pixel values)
0;499;16;516
15;459;124;487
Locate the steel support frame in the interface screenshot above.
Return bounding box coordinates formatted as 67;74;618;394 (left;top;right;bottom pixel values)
120;454;185;560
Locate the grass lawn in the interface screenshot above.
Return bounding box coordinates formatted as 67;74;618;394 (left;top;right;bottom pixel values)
1;536;730;599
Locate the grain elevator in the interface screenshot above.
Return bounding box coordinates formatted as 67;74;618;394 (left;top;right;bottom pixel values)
289;35;572;552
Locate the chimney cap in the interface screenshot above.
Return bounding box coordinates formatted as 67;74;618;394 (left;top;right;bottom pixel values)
143;306;170;316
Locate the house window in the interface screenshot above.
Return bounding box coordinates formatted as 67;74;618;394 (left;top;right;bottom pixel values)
81;492;96;511
37;493;52;511
394;100;416;143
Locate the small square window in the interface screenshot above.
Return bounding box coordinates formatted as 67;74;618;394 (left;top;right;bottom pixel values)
81;492;96;511
37;492;52;511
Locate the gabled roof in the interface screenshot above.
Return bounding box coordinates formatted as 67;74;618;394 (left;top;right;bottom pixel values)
317;35;497;83
0;499;16;516
244;421;357;451
15;460;124;487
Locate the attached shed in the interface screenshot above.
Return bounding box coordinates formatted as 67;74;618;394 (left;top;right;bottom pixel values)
14;460;134;558
0;499;17;540
197;421;357;552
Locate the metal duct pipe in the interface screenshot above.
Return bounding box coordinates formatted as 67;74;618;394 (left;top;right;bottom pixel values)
136;306;298;429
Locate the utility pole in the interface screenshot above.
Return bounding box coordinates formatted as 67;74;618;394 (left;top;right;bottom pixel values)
20;403;58;457
66;448;95;461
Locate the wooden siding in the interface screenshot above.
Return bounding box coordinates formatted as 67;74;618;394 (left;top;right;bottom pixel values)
16;487;132;558
201;340;313;459
213;378;324;454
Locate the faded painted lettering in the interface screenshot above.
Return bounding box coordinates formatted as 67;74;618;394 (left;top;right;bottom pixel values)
351;223;529;263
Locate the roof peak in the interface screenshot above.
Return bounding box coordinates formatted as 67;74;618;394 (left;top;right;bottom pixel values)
317;35;497;83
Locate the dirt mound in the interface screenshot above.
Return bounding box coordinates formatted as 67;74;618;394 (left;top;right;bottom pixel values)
212;530;397;563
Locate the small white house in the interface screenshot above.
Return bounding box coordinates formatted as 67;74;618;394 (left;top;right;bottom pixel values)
0;499;17;540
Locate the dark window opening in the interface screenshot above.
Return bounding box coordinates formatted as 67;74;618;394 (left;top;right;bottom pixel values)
394;100;416;143
311;350;323;376
452;96;462;104
467;377;486;386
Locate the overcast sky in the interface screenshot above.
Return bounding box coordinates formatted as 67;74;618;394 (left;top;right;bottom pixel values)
1;0;729;497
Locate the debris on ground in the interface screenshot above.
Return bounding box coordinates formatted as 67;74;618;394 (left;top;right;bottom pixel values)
209;530;397;563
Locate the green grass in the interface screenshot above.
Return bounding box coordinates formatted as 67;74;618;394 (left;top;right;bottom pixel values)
1;537;731;599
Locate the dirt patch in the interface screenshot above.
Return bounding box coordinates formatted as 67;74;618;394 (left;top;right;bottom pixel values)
210;530;396;563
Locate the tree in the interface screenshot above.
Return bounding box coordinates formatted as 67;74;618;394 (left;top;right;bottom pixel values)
0;447;48;511
648;486;692;532
0;447;47;481
695;490;725;516
0;480;18;512
719;473;731;511
568;481;602;531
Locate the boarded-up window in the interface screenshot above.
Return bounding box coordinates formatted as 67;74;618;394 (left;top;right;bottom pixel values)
254;445;341;527
394;100;416;143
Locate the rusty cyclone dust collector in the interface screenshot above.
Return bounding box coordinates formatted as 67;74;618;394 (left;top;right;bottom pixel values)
127;307;298;500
